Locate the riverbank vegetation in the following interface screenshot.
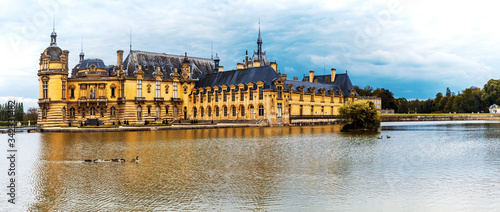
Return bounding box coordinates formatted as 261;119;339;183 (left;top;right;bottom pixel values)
355;79;500;113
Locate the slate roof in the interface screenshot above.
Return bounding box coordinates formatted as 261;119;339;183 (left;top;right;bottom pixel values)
71;58;108;77
195;66;281;92
298;73;356;96
123;50;215;80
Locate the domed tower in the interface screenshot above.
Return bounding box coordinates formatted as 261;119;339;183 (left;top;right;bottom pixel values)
181;52;191;81
37;29;70;127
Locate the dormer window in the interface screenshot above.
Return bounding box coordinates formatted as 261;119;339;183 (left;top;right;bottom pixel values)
90;65;96;72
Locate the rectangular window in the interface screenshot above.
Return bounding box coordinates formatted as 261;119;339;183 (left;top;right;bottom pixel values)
231;89;235;102
215;91;219;102
249;88;253;101
277;103;282;118
240;89;244;101
311;93;314;102
277;86;282;99
70;89;75;98
137;80;142;97
300;92;304;101
208;92;211;103
200;93;204;103
259;87;263;100
223;90;227;102
173;82;178;98
111;87;115;97
193;93;196;103
121;81;125;98
42;81;48;99
156;81;161;98
62;81;66;99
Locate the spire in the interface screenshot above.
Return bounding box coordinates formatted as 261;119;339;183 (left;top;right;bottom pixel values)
211;41;213;60
50;15;57;46
256;19;263;62
129;28;132;54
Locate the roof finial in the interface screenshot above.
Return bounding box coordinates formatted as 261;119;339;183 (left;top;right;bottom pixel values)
211;41;213;60
80;35;85;62
50;14;57;46
129;28;132;53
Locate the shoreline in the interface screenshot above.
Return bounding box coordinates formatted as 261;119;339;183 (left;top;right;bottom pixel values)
380;114;500;122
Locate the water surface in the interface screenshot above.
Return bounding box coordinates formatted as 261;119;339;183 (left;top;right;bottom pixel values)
1;121;499;211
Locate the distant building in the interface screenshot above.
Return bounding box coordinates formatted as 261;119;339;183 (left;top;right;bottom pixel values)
37;26;364;127
357;96;382;110
489;104;500;113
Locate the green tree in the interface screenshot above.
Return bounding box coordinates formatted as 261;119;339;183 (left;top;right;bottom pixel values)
373;88;397;111
481;79;500;108
25;107;38;121
339;101;380;131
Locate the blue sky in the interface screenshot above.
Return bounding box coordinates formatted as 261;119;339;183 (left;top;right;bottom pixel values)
1;0;500;109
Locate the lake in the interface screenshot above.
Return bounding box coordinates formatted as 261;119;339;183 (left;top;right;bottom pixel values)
1;121;500;211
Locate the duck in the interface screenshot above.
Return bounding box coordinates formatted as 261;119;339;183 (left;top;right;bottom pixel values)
111;159;119;162
120;158;126;162
377;135;383;139
386;135;391;139
131;156;139;163
84;159;93;163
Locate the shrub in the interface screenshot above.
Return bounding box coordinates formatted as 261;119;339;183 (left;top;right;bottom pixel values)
339;101;380;131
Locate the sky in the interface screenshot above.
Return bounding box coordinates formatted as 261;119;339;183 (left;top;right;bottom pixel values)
1;0;500;110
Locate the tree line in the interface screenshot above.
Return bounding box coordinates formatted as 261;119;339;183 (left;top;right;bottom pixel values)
0;102;38;122
355;79;500;113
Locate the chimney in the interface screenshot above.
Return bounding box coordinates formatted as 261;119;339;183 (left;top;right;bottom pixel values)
293;77;298;81
253;61;261;67
309;70;314;83
331;68;336;83
281;74;287;80
271;61;277;72
237;63;244;69
117;50;124;68
218;66;224;72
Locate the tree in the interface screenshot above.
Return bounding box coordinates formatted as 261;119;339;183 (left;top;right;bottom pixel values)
25;107;38;121
373;88;397;111
446;87;452;97
339;101;380;131
482;79;500;108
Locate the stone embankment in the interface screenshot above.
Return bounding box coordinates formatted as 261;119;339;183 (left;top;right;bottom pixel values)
381;114;500;122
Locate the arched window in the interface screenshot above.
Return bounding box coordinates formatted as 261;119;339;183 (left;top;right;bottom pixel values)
137;106;142;119
100;108;104;117
90;107;96;116
193;107;197;117
207;106;212;116
70;107;76;118
232;106;237;117
258;105;264;116
82;108;86;118
110;106;116;116
223;106;228;117
240;105;245;116
215;106;219;116
200;106;204;117
42;107;47;119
